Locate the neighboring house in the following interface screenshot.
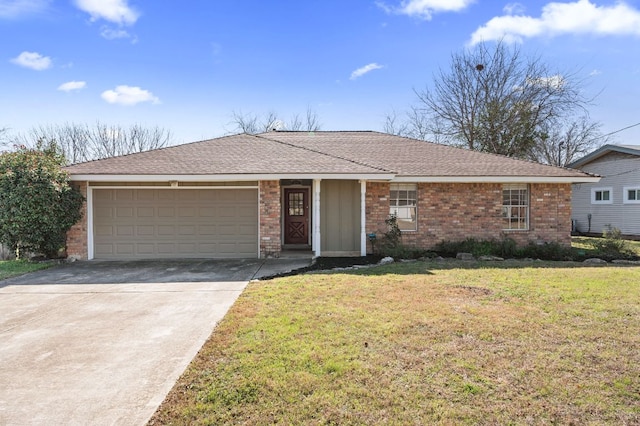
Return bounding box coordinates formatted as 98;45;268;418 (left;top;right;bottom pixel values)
63;131;598;260
568;144;640;236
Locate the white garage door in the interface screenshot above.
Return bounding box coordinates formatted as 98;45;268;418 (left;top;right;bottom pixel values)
93;188;258;259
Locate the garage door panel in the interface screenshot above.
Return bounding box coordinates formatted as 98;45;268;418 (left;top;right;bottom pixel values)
116;190;134;201
115;243;134;255
217;206;236;217
199;207;216;217
178;225;196;236
95;225;114;237
239;224;258;235
137;244;155;254
158;207;175;217
178;207;196;217
95;244;113;255
116;207;134;218
137;225;154;236
199;225;216;235
157;225;175;236
137;207;154;217
116;225;134;236
238;206;258;218
137;191;155;201
93;189;258;259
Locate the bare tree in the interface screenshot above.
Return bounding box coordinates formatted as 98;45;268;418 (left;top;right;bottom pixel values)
229;108;322;134
26;123;92;164
15;122;173;164
529;116;605;167
388;40;597;159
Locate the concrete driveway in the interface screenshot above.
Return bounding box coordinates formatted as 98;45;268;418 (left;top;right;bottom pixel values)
0;258;310;426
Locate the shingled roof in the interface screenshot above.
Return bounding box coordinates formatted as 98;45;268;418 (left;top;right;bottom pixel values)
65;131;596;182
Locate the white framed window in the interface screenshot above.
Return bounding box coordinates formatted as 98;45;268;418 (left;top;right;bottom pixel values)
390;183;417;231
591;187;613;204
502;184;528;230
624;187;640;204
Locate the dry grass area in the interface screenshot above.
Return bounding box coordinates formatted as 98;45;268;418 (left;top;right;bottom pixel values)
150;261;640;425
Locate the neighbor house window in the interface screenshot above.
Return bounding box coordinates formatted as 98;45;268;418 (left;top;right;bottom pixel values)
591;187;612;204
502;184;529;230
390;183;417;231
624;187;640;204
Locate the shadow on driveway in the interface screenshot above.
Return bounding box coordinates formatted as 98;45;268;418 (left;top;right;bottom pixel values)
1;258;313;287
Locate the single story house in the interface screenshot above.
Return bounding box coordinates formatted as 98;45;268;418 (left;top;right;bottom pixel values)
568;144;640;236
64;131;599;260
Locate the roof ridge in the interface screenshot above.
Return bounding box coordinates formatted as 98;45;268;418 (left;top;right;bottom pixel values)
255;133;395;174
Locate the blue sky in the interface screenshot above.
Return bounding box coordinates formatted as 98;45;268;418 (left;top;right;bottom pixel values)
2;0;640;146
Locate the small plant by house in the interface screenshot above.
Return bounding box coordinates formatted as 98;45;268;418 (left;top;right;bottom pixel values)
378;215;434;259
580;226;637;261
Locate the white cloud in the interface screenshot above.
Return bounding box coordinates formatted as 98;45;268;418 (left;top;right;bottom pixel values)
100;26;137;42
469;0;640;45
0;0;50;18
378;0;474;20
503;3;526;15
590;69;602;76
101;85;160;106
350;63;384;80
10;51;51;70
74;0;139;25
528;75;565;89
100;26;129;39
58;81;87;92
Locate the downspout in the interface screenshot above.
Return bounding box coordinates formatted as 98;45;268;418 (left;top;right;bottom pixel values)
360;180;367;256
313;179;321;257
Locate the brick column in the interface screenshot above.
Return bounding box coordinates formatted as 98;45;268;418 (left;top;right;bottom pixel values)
365;182;390;254
527;183;572;246
259;180;282;258
66;181;88;260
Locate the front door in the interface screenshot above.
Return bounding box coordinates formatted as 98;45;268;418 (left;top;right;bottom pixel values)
284;188;309;245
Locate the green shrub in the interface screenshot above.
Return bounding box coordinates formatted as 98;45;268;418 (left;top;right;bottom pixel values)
382;245;437;260
381;215;402;250
0;142;84;259
515;241;573;261
433;237;519;259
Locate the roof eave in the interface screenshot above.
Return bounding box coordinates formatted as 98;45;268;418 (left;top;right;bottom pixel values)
568;144;640;168
69;173;600;184
69;173;396;182
391;176;601;184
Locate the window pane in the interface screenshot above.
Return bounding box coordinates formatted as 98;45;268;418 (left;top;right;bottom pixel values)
629;190;637;201
502;185;528;230
288;193;304;216
602;191;610;201
389;184;417;231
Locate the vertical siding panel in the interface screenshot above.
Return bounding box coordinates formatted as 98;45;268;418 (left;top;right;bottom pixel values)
320;180;361;255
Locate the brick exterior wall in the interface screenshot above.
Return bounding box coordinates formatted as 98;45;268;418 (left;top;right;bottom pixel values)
259;180;282;258
66;181;88;260
365;182;572;252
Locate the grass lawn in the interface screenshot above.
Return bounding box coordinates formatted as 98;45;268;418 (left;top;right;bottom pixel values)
0;260;53;281
150;261;640;425
572;236;640;258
